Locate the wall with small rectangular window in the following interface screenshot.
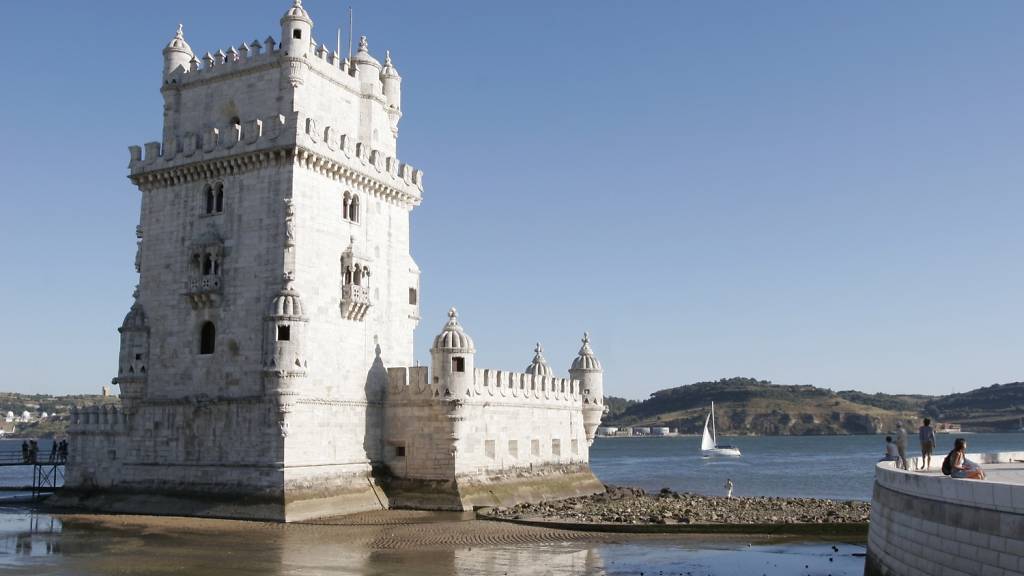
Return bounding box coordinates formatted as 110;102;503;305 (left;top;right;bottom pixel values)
508;440;518;458
551;439;561;457
451;357;465;372
484;440;495;460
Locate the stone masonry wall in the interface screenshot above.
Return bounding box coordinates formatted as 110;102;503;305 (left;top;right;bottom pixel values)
866;452;1024;576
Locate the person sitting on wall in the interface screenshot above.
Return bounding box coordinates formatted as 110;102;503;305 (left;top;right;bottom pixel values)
948;438;986;480
880;436;899;462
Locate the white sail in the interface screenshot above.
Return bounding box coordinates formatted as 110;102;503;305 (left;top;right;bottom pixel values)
701;413;715;451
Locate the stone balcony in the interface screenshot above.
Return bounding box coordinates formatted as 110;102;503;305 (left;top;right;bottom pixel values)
186;275;222;308
341;284;371;321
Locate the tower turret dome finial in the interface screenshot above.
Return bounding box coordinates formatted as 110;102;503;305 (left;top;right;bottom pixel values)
432;307;474;352
571;332;602;372
353;35;381;70
163;23;194;76
526;342;553;376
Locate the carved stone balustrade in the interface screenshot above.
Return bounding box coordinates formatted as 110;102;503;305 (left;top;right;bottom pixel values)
186;275;223;308
341;283;371;321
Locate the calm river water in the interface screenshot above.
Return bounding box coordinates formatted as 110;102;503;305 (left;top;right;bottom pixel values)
0;433;1019;575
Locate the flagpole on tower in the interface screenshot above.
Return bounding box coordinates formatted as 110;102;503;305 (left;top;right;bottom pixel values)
347;6;354;60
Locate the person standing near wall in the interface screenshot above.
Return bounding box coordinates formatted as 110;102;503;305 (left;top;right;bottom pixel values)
918;418;936;471
895;422;909;471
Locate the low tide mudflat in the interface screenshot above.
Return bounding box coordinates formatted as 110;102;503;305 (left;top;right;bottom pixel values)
0;507;866;576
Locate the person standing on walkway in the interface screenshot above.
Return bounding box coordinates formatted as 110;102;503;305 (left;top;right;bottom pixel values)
724;478;734;498
918;418;936;471
895;421;909;470
48;441;57;463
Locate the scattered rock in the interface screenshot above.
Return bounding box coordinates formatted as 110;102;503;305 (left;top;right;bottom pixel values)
486;485;871;526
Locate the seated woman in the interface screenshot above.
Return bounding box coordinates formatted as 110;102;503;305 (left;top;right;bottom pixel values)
880;436;899;462
949;438;986;480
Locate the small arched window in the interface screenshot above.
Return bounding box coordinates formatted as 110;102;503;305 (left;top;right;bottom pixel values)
205;185;215;214
342;191;351;221
350;195;360;223
343;264;352;285
214;183;224;213
199;322;216;355
202;254;213;276
353;266;362;286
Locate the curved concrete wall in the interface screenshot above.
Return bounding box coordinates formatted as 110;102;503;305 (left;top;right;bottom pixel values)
866;451;1024;576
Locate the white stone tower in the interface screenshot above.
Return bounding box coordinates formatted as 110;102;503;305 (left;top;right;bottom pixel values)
64;1;605;521
64;1;424;521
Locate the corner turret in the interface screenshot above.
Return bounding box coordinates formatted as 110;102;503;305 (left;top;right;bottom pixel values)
163;24;194;77
525;343;553;376
430;308;475;398
280;0;313;58
381;50;402;110
113;290;150;411
569;333;605;445
353;36;383;93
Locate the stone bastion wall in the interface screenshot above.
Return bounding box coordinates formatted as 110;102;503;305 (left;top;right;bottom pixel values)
866;451;1024;576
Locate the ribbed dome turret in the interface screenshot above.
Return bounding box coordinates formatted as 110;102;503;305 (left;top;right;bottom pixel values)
120;302;148;332
164;24;193;54
432;308;475;352
269;283;306;318
280;0;312;25
570;332;602;371
353;36;381;69
381;50;400;78
163;24;194;76
525;343;553;376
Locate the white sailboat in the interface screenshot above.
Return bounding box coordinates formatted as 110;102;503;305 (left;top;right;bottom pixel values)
701;401;741;458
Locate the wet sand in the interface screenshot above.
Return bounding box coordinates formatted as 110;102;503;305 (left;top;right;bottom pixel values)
1;508;867;575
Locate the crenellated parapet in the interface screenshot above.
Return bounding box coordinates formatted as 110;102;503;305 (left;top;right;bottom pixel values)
386;366;582;405
293;112;423;203
165;35;286;86
69;405;129;436
127;111;423;206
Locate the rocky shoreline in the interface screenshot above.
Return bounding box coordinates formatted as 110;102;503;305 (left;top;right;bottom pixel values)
487;486;871;526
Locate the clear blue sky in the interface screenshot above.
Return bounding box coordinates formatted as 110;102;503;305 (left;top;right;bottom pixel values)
2;1;1022;398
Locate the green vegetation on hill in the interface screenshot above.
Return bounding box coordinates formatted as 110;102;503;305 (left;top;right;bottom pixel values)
922;382;1024;431
602;375;937;432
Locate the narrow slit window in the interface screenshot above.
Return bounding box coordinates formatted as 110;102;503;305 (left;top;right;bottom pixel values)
199;322;216;355
408;288;418;305
277;325;290;341
451;357;465;372
205;186;215;214
293;29;302;39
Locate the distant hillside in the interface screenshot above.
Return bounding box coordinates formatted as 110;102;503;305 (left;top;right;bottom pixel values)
605;377;932;435
922;382;1024;431
0;393;117;439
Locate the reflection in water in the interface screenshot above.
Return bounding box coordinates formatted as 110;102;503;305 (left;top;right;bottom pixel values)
0;505;864;576
0;508;62;560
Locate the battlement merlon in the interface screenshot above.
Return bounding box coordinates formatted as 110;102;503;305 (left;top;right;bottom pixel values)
127;111;423;205
68;405;128;435
386;366;583;405
160;7;402;128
